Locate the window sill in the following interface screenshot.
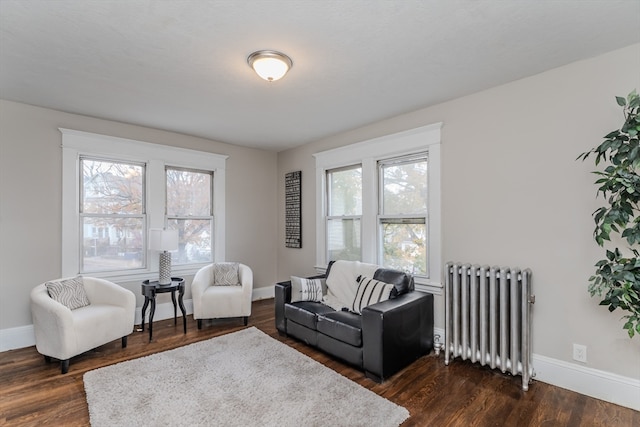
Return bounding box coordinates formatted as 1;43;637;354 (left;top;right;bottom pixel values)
415;280;443;296
85;264;206;284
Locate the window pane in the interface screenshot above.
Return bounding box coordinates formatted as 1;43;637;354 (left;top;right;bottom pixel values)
382;159;427;215
168;219;212;264
81;217;144;272
381;221;427;276
327;218;361;261
166;168;212;216
82;159;143;214
328;167;362;216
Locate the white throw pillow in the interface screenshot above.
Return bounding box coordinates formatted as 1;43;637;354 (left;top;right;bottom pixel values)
213;263;240;286
290;276;326;303
45;276;90;310
351;276;395;314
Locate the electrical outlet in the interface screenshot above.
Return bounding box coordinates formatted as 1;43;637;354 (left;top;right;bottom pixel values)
573;344;587;363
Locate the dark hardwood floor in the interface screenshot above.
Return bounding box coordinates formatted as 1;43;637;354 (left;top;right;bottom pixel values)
1;299;637;426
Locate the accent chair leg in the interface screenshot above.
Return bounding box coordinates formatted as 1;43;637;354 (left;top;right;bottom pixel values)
44;355;52;363
243;316;248;326
122;336;128;348
197;319;202;330
61;359;70;374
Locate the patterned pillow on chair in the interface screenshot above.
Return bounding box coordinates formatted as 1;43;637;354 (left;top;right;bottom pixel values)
45;276;91;310
213;263;240;286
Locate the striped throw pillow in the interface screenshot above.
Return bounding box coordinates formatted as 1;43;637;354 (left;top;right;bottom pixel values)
290;276;326;303
45;276;90;310
351;276;395;314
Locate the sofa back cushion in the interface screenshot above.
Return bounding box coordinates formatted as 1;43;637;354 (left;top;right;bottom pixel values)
373;268;414;297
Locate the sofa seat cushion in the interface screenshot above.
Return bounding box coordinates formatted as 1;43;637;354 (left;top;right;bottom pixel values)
317;311;362;347
285;301;335;330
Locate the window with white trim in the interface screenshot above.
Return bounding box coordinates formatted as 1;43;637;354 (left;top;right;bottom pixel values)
61;128;227;281
378;153;428;277
80;157;146;273
314;124;442;292
166;167;214;264
326;165;362;261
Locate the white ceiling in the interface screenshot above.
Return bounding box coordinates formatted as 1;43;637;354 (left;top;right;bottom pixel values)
1;1;639;152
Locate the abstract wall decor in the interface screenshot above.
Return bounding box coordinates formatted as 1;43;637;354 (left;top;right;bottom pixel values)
285;171;302;248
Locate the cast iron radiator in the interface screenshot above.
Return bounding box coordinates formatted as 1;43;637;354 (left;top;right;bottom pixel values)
444;262;535;390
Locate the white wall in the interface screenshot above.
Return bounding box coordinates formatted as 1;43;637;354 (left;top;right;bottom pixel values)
277;44;640;386
0;100;278;330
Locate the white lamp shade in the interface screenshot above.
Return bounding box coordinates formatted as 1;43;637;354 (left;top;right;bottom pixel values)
149;228;179;251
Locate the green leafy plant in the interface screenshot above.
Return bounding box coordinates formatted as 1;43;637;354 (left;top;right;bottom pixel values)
577;90;640;338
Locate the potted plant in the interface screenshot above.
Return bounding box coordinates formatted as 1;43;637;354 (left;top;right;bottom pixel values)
578;90;640;338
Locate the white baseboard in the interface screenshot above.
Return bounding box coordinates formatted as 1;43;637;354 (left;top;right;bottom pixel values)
0;324;35;352
253;285;275;300
532;354;640;411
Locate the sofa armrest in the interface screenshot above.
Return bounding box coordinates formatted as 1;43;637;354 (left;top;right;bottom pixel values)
361;291;434;382
30;284;76;359
275;280;292;334
84;277;135;311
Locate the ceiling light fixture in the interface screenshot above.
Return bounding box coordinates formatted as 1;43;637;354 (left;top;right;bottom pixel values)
247;50;293;82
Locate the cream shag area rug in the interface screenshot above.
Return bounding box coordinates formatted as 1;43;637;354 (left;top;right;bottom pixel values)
84;327;409;427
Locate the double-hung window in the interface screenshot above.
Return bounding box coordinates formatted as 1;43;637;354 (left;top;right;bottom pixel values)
80;157;146;273
378;154;428;276
166;167;214;264
326;165;362;261
61;128;227;281
314;123;442;292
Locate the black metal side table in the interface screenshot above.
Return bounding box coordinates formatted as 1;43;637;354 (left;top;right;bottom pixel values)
141;277;186;342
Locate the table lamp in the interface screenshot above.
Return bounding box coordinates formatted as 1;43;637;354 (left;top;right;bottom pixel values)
149;228;179;285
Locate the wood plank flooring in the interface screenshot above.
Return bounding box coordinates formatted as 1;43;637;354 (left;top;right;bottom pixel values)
1;299;637;426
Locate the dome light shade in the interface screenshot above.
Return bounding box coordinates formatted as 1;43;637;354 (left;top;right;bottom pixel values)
248;50;292;82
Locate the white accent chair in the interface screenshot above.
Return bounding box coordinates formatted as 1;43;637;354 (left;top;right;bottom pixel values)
191;263;253;329
30;277;136;374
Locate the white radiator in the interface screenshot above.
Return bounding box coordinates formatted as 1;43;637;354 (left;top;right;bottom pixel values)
444;262;535;391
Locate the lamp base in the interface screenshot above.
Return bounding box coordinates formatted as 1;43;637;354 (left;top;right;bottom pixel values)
158;251;172;285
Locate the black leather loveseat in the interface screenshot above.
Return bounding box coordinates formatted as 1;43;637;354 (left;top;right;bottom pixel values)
275;261;434;382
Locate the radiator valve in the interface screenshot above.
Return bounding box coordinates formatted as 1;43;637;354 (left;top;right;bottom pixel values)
433;334;442;356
